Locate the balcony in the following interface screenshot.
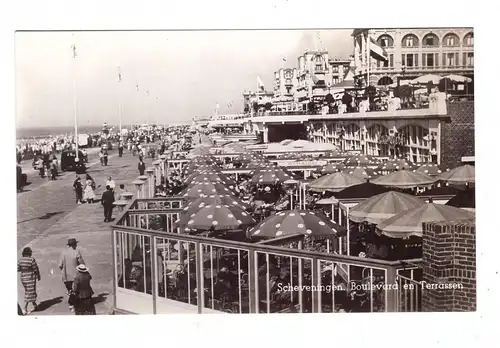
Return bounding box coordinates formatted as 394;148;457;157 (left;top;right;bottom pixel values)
111;197;423;314
367;64;474;74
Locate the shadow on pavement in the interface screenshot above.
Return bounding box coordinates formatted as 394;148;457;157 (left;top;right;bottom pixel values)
18;211;65;224
34;296;64;312
92;292;109;305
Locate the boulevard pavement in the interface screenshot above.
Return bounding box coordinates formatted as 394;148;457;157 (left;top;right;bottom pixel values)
17;147;157;315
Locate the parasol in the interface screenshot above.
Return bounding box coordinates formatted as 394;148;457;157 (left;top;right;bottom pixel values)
378;158;413;172
181;194;252;216
309;172;364;192
442;74;472;83
334;182;390;200
376;203;475;238
413;163;443;176
248;210;346;239
437;164;474;184
250;168;294;185
176;204;255;232
181;181;236;199
372;170;436;188
349;191;426;224
411;74;441;85
445;187;475;209
321;162;339;174
344;155;380;167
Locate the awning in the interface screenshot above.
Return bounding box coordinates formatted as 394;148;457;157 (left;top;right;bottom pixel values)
312;74;325;84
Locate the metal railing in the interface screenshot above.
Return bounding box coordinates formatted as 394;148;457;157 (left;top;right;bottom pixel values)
112;200;423;314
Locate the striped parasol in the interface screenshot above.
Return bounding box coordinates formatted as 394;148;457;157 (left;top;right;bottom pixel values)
372;170;436;188
376;203;475;238
437;164;475;184
349;191;426;224
309;171;364;192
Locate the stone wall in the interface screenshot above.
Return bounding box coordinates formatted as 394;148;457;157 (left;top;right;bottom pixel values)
440;101;475;169
421;219;476;312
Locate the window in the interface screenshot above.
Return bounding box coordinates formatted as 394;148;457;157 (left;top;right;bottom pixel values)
406;54;414;67
389;54;394;67
447;53;455;66
443;33;460;47
377;34;394;48
402;34;419;47
463;52;474;66
422;53;438;67
423;33;439;47
464;32;474;46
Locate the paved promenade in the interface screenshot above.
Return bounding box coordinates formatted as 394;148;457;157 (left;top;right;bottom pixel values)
17;148;156;315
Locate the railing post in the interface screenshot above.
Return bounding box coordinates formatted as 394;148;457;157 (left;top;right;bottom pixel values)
386;266;398;312
111;228;117;313
195;242;203;314
311;257;319;313
248;249;257;313
152;236;157;314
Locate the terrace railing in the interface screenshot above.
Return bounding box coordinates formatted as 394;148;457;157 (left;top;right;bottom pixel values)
112;198;423;314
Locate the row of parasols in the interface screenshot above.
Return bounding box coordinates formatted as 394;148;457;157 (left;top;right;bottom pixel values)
170;149;474;243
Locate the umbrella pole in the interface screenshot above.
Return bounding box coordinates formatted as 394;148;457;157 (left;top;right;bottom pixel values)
331;204;334;223
347;206;351;256
327;239;330;253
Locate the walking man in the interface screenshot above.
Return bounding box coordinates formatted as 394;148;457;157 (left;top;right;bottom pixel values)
101;185;115;222
73;175;83;204
118;142;124;157
59;238;85;312
138;159;146;176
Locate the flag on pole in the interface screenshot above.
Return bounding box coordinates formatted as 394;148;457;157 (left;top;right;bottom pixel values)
257;76;265;91
145;90;149;97
216;101;220;110
71;43;77;58
369;36;388;61
282;56;287;62
117;66;122;82
136;82;139;92
227;102;233;108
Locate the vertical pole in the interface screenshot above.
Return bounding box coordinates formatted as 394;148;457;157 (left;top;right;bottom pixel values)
72;37;79;161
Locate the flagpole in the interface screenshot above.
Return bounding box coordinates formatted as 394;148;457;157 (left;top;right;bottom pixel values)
135;82;140;126
117;66;122;141
256;79;259;117
366;30;371;88
72;35;79;161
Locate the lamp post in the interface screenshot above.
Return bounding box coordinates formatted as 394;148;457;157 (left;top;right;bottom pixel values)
152;160;161;187
159;154;167;187
145;168;155;198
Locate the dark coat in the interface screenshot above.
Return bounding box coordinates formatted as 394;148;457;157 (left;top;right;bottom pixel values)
138;162;146;173
72;272;94;299
101;190;115;206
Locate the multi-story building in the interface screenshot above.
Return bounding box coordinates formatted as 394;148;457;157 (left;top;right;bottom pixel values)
273;68;299;111
242;90;275;114
296;49;334;110
329;58;350;85
352;28;474;87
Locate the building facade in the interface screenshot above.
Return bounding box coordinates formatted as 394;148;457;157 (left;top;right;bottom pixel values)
273;68;299;111
242;90;275;114
353;28;474;87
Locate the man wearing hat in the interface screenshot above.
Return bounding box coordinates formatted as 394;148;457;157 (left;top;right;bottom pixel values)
58;238;85;312
72;264;95;315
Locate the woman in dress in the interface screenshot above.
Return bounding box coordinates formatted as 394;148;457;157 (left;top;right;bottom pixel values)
83;176;96;204
17;247;41;315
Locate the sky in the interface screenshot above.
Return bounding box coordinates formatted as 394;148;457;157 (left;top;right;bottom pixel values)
15;29;353;128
